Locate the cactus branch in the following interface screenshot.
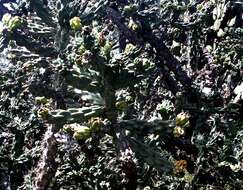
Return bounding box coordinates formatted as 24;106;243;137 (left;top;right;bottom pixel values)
128;137;173;173
11;31;57;57
34;124;59;190
47;106;104;125
107;7;192;89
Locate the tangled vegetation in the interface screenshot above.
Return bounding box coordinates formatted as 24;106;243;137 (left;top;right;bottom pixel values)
0;0;242;189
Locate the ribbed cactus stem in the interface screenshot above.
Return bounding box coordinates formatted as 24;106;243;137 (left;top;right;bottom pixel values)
35;124;59;190
128;138;173;173
47;106;104;124
65;73;101;93
11;31;57;57
29;0;55;27
119;119;174;134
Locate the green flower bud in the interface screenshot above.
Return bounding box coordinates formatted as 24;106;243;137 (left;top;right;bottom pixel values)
123;5;138;14
73;126;91;140
35;96;48;104
88;117;103;132
128;18;141;31
176;112;190;127
70;17;82;31
101;42;112;58
8;16;23;30
217;28;225;37
116;101;128;111
143;186;151;190
63;125;74;134
173;126;185;138
124;43;136;54
79;45;86;55
196;4;203;11
2;13;11;26
37;108;50;118
205;45;213;53
2;14;24;31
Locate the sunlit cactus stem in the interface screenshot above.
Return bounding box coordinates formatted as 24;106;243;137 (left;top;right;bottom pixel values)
45;106;104;125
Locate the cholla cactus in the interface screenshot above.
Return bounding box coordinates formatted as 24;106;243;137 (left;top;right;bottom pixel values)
0;3;174;188
1;0;242;189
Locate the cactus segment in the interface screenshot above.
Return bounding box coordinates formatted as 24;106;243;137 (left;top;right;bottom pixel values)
47;106;104;124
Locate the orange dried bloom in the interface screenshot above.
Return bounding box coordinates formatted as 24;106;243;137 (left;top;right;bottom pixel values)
174;160;187;173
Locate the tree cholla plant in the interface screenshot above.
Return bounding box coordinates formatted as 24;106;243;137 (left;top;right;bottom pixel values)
0;0;243;189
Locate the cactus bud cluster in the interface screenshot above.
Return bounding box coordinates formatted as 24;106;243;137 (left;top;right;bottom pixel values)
9;16;23;30
2;13;12;25
63;118;103;141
